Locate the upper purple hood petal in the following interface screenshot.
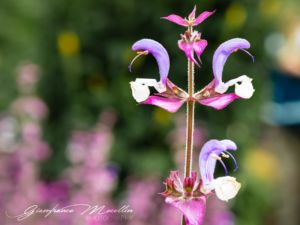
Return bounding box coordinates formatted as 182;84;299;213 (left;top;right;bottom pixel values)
132;39;170;85
212;38;251;87
199;140;237;185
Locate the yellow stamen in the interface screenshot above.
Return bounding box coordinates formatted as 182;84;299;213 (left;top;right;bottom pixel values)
222;153;230;158
137;50;149;55
211;153;222;160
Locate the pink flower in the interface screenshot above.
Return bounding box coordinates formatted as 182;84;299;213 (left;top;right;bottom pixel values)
11;96;48;121
194;38;255;110
129;39;188;113
178;31;207;65
129;38;254;112
161;171;206;225
162;6;215;27
162;140;241;225
162;6;214;65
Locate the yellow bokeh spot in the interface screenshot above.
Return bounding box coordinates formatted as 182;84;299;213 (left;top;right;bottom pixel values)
57;31;80;56
225;3;247;28
260;0;281;18
244;148;279;183
153;108;172;127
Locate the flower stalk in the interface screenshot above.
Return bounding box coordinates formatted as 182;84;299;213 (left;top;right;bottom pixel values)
184;25;195;178
183;25;196;225
129;6;254;225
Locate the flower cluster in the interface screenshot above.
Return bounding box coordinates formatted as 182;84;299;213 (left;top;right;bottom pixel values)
129;7;254;112
129;37;254;112
161;140;240;225
1;63;118;225
129;5;254;225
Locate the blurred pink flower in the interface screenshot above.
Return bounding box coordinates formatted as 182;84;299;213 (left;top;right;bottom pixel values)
17;63;40;93
127;178;161;221
11;96;48;121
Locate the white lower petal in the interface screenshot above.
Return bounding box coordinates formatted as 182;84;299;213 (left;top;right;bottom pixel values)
234;75;255;99
130;81;151;102
130;78;166;103
216;75;254;99
213;176;241;201
135;78;158;86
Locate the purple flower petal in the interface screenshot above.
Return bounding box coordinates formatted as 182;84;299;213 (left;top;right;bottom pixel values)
199;140;237;185
193;10;215;26
178;40;199;66
132;39;170;85
197;93;238;110
162;15;188;27
166;196;206;225
142;96;185;113
213;38;251;87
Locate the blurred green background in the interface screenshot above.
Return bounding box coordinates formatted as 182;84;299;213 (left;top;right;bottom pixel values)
0;0;300;225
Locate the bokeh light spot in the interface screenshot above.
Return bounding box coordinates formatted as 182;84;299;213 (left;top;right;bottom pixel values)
57;31;80;56
225;3;247;29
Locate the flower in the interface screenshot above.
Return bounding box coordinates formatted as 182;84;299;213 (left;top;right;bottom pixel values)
163;6;214;65
194;38;255;110
162;6;215;27
129;39;188;113
162;139;241;225
178;31;208;65
160;171;206;225
129;38;254;112
199;139;241;201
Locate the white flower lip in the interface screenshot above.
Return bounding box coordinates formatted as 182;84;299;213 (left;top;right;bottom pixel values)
215;82;228;94
135;78;158;86
212;176;241;201
215;75;254;99
234;75;254;99
130;78;166;103
130;81;150;102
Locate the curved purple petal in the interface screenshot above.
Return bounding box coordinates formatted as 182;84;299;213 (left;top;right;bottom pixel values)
142;96;185;113
132;39;170;85
162;15;188;27
193;10;215;26
199;140;237;185
166;196;206;225
213;38;251;87
198;93;238;110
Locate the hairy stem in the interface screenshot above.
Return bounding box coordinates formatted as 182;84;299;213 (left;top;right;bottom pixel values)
184;61;195;177
184;25;195;178
182;26;195;225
